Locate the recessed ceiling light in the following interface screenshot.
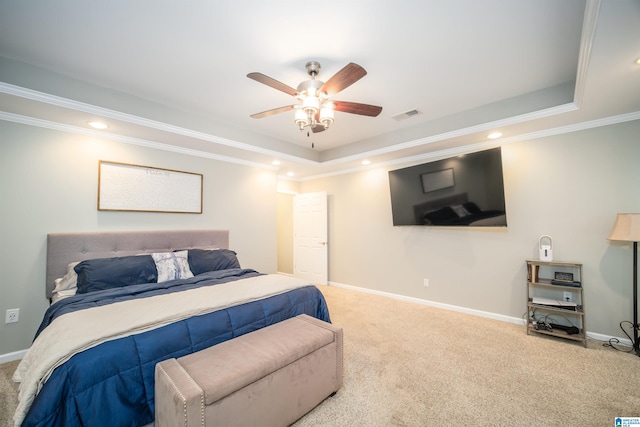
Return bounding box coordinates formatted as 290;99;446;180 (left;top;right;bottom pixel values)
488;132;503;139
88;121;108;129
361;160;371;165
287;171;294;177
272;160;281;166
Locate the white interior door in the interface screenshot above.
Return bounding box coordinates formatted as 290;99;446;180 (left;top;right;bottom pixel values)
294;192;328;284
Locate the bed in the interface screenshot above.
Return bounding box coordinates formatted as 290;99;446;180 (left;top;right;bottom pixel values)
13;230;331;427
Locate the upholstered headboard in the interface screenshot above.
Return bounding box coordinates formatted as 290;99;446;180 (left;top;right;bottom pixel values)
46;230;229;299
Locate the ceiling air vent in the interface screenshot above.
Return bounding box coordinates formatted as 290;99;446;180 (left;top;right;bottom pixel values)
391;109;420;121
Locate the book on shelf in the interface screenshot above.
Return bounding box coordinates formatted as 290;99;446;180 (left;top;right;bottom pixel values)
531;297;578;311
550;279;581;287
527;264;539;282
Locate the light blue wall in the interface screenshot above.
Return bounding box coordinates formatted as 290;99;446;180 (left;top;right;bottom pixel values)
0;121;278;355
2;118;639;356
301;120;640;339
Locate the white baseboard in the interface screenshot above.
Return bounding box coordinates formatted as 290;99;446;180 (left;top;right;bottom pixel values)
326;281;632;347
586;331;631;346
0;349;27;364
1;282;630;362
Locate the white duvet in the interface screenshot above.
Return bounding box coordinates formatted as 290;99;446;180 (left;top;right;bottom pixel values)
13;273;312;427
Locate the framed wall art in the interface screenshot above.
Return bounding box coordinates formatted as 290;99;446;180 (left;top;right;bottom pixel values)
98;161;203;213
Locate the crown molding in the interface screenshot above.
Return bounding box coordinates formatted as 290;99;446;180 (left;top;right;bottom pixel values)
0;82;581;170
0;82;317;166
319;102;580;168
2;80;638;181
0;111;279;171
301;110;640;181
573;0;601;107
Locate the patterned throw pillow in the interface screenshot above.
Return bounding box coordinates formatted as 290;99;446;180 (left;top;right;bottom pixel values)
151;250;194;282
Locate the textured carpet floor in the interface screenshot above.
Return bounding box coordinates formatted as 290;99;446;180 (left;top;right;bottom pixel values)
0;359;19;427
2;284;639;427
293;285;640;426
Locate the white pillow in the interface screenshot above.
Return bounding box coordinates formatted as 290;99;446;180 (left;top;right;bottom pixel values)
151;250;194;282
51;261;80;303
451;204;471;218
51;288;78;304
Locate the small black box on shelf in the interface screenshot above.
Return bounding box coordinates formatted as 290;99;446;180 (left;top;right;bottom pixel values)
554;272;574;282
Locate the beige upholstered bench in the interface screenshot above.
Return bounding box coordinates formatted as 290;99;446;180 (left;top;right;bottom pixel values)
154;314;343;427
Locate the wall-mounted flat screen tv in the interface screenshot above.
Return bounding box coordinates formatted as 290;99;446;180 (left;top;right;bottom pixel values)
388;147;507;227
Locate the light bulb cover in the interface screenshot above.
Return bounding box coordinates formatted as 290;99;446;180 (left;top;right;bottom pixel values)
302;95;320;115
319;104;334;128
294;107;309;129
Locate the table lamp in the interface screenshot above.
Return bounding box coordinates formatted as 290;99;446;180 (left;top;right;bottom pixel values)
608;213;640;357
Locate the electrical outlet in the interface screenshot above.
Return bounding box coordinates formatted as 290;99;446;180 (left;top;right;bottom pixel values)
423;278;429;287
6;308;19;323
563;292;572;303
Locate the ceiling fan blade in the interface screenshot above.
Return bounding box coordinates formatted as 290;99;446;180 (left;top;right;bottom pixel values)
247;72;297;96
333;101;382;117
250;105;295;119
320;63;367;96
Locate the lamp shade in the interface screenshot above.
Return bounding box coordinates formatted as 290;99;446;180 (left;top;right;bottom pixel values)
294;107;309;129
608;213;640;242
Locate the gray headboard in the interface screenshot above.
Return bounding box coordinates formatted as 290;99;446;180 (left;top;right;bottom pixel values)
46;229;229;299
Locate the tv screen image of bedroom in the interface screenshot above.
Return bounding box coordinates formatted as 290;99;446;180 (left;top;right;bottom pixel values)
388;147;507;227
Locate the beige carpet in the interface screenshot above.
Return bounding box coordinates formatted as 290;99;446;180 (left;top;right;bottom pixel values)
295;285;640;426
0;358;19;427
1;284;639;427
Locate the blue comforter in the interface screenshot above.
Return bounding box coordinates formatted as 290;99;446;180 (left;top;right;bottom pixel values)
21;270;330;427
34;268;265;339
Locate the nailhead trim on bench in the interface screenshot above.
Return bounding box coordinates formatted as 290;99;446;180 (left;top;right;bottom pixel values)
157;362;206;427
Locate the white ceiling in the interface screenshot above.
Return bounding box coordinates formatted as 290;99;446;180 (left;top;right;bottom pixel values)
0;0;639;179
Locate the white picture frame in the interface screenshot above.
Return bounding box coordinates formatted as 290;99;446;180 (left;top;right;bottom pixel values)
98;161;203;213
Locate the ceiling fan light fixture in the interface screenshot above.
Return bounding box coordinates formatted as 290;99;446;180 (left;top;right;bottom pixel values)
319;103;334;129
248;61;382;137
294;106;309;130
302;94;320;115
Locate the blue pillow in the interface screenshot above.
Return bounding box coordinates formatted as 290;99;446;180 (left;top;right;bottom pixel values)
186;249;241;275
74;255;158;294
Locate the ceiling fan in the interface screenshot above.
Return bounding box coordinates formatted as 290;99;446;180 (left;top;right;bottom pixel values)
247;61;382;136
